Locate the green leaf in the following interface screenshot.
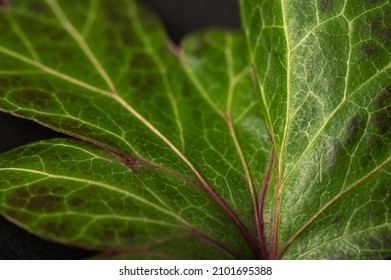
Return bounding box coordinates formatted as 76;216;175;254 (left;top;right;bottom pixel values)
1;0;390;260
0;0;271;259
241;0;391;259
0;139;246;259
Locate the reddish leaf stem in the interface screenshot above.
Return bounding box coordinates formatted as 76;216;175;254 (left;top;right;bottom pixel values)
271;154;282;259
201;185;262;259
111;149;259;259
257;148;276;259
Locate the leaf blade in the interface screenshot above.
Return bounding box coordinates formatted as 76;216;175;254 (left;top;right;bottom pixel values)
0;0;271;258
242;0;391;259
0;138;250;259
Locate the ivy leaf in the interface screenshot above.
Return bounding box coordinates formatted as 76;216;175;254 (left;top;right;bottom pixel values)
241;0;391;259
0;0;390;260
0;0;270;259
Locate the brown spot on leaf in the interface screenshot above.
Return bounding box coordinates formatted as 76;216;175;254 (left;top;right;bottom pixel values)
381;28;391;45
103;1;139;47
9;89;56;110
95;229;117;242
372;86;391;135
129;53;154;69
52;186;66;194
127;73;156;93
6;189;30;208
26;195;63;212
320;0;331;12
346;115;366;145
29;185;50;196
370;16;382;32
25;1;46;13
331;214;343;224
367;236;381;249
0;77;26;88
376;85;391;108
69;198;85;207
373;107;391;134
187;39;209;61
329;251;348;260
370;8;391;46
9;177;24;185
362;135;385;162
379;232;391;248
44;220;71;236
119;229;134;243
370;208;383;220
362;43;379;57
14;188;30;199
24;145;44;155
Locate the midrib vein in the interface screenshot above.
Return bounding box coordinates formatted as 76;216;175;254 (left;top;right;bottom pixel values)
111;94;212;190
0;9;212;209
272;0;290;259
0;46;110;96
44;0;211;191
41;212;181;229
1;167;190;227
45;0;116;92
2;1;257;257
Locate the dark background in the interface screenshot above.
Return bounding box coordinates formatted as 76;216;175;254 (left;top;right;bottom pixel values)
0;0;240;259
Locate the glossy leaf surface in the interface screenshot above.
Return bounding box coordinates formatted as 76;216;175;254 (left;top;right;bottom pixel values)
0;0;390;260
241;0;391;259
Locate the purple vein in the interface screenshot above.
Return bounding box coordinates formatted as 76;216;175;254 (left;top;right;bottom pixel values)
224;35;259;242
257;148;276;260
271;152;282;259
268;0;290;260
45;0;211;194
114;148;254;259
